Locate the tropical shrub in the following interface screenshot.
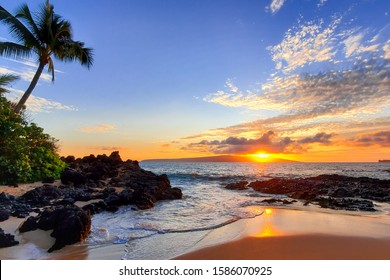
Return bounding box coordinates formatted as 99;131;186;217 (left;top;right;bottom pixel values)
0;96;65;184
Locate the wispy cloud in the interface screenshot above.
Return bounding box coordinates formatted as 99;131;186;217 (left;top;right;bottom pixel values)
343;30;379;58
268;16;342;73
267;0;286;14
6;88;77;113
383;40;390;59
205;58;390;120
317;0;328;8
0;65;51;82
79;124;116;133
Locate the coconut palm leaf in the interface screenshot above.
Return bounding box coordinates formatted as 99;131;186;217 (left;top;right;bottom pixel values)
0;6;38;47
0;42;31;59
0;74;19;95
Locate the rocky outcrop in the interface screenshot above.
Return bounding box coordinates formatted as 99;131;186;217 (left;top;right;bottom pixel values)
225;181;249;190
0;228;19;248
228;174;390;211
0;151;183;251
19;205;91;252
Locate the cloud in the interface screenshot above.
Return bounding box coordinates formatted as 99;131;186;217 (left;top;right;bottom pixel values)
0;65;51;82
5;88;77;113
205;58;390;122
343;31;379;58
79;124;116;133
268;0;286;14
384;41;390;59
353;131;390;147
298;132;334;144
317;0;328;7
267;16;341;73
184;131;335;155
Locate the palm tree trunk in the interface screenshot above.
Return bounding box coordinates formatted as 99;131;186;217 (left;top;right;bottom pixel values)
14;61;46;114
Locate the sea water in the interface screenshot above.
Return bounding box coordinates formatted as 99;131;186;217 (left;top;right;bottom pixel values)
87;162;390;259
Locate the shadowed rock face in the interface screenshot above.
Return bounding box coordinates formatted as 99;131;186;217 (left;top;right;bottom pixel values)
19;205;91;252
229;174;390;211
0;151;183;251
0;228;19;248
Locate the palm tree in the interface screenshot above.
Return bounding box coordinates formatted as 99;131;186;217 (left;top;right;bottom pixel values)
0;1;93;113
0;74;19;95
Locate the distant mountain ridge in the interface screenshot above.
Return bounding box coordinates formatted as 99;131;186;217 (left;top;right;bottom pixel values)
142;155;298;163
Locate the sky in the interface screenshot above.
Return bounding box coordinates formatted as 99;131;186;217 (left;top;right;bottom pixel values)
0;0;389;162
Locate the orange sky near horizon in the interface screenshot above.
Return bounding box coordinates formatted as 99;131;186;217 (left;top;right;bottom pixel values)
58;140;390;163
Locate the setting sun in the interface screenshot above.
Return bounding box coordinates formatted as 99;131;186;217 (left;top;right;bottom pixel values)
255;153;271;159
249;153;273;162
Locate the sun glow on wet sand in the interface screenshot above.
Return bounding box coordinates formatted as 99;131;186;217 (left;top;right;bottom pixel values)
252;208;283;238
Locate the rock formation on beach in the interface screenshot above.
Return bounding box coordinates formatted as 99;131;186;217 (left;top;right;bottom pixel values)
0;151;182;252
226;174;390;211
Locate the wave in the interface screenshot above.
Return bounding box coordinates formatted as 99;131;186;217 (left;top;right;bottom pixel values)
119;210;265;245
166;172;256;183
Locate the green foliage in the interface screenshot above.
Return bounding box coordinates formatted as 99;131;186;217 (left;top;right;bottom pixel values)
0;96;65;184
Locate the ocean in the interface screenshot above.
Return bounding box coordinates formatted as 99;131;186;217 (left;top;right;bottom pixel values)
86;162;390;259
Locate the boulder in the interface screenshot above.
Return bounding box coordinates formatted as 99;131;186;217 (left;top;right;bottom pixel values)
60;168;87;185
19;205;91;252
226;181;249;190
0;228;19;248
0;209;10;222
22;185;63;206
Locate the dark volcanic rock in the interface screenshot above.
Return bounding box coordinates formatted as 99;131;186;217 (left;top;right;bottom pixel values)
60;168;87;185
316;197;376;211
227;174;390;212
19;205;91;252
0;209;10;222
226;181;249;190
19;216;38;232
0;228;19;248
3;151;183;253
22;185;63;206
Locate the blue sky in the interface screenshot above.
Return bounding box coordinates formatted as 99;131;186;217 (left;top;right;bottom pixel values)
1;0;389;161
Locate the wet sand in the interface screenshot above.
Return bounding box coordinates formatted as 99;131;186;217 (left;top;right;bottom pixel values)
2;203;390;259
175;208;390;260
175;234;390;260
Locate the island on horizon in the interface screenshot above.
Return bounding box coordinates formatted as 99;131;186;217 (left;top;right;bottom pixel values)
142;154;298;163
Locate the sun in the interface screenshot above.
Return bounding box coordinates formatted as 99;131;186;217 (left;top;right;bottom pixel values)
249;152;273;162
254;153;271;159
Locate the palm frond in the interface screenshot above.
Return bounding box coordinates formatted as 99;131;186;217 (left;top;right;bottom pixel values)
0;41;31;59
15;4;40;42
0;74;19;94
35;1;55;44
55;40;94;69
0;6;39;47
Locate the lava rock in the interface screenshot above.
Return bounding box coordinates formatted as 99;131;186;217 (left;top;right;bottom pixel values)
226;181;249;190
22;185;63;206
0;228;19;248
0;209;10;222
60;168;87;185
19;205;91;252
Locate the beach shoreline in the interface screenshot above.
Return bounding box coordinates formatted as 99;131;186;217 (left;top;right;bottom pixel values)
2;205;390;260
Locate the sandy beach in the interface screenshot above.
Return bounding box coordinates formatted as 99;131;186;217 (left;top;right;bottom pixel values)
2;204;390;260
174;207;390;260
